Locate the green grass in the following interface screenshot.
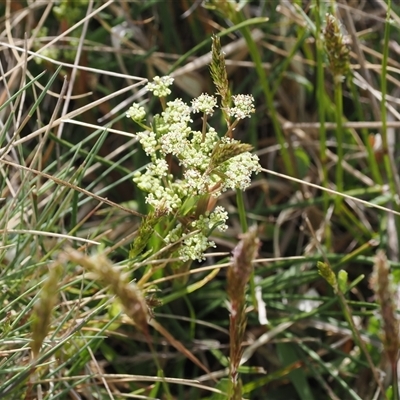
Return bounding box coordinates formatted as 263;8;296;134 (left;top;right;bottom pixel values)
1;1;400;399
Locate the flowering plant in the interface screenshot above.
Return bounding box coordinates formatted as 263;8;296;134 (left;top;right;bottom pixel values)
126;36;260;269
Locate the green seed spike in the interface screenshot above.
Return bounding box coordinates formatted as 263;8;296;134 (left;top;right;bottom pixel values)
210;35;232;126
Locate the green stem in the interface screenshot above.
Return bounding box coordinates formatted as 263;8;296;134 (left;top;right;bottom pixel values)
236;189;248;233
380;1;390;156
233;15;295;178
348;78;382;185
315;0;331;249
334;76;344;209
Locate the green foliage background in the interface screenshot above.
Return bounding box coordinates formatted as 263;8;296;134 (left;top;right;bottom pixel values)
1;1;400;399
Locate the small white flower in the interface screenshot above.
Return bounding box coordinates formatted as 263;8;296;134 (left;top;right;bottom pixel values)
183;169;208;195
210;206;229;231
191;128;219;154
146;76;174;97
180;145;209;170
165;223;183;244
145;189;182;213
221;152;261;191
136;131;158;156
180;232;215;261
162;98;192;124
191;93;218;115
147;159;169;177
228;94;255;119
159;123;191;156
126;103;146;121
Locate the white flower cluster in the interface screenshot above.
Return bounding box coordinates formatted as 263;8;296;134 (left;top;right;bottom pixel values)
228;94;255;119
191;93;218;115
128;76;260;261
146;76;174;97
126;103;146;121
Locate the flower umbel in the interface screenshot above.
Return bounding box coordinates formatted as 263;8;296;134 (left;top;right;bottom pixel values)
228;94;255;120
127;72;260;262
146;75;174;97
126;103;146;122
192;93;218;115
